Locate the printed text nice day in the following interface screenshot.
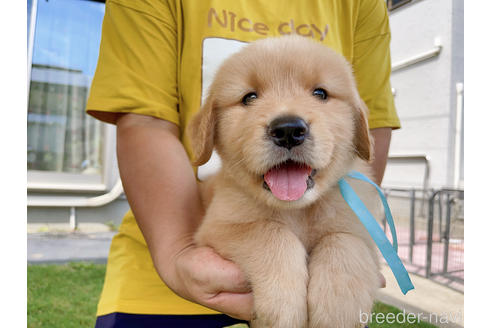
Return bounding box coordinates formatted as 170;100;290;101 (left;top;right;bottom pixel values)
208;8;330;41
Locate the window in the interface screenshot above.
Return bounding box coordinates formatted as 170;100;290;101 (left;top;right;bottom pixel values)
387;0;412;11
27;0;110;191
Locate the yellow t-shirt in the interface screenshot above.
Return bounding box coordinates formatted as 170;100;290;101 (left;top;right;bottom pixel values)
87;0;400;316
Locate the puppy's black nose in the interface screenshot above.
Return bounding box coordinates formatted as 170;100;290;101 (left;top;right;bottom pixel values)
268;115;309;150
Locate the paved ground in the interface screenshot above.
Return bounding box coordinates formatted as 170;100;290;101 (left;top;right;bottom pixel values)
27;223;464;327
377;265;463;328
27;223;116;264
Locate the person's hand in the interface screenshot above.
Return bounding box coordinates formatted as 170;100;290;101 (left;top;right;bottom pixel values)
157;245;254;320
379;272;386;288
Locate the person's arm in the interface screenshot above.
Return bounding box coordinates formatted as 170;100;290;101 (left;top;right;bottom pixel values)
370;127;392;186
116;113;254;320
352;0;399;187
370;127;391;288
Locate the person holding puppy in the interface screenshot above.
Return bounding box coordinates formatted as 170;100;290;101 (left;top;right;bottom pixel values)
87;0;400;326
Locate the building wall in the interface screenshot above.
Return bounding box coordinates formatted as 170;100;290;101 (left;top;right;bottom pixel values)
384;0;462;189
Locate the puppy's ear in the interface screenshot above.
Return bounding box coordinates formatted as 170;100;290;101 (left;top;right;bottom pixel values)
353;99;373;162
187;96;217;166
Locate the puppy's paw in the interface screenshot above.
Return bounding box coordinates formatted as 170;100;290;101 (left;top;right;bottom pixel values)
250;298;308;328
307;234;379;328
249;263;309;328
307;277;373;328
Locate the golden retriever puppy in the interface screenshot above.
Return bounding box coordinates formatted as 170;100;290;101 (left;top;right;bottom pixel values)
188;35;381;328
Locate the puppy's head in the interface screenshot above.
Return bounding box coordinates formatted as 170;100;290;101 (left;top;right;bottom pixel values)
188;36;372;208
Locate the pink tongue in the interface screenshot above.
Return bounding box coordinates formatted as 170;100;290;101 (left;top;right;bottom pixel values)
264;162;312;201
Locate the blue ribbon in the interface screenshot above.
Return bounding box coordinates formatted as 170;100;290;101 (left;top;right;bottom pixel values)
338;171;414;294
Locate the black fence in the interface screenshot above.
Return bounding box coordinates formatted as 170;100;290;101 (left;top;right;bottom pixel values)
382;187;464;292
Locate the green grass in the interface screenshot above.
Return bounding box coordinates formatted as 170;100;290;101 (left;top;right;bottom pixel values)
369;302;437;328
28;262;437;327
27;262;106;328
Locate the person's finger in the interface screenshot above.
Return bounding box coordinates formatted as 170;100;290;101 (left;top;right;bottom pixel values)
205;291;254;321
379;272;386;288
207;258;251;293
197;247;251;293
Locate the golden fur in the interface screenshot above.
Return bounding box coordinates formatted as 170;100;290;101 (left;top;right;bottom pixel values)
188;36;381;328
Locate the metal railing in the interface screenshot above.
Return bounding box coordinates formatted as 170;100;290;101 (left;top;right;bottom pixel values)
382;187;464;292
426;189;464;284
27;179;124;230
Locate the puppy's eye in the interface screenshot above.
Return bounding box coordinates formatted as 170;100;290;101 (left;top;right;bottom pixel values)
312;88;328;101
241;92;258;106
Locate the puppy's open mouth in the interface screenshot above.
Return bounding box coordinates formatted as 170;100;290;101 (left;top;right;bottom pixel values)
262;160;316;201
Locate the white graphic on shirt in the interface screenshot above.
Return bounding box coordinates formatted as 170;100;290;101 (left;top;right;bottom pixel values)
197;38;248;180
